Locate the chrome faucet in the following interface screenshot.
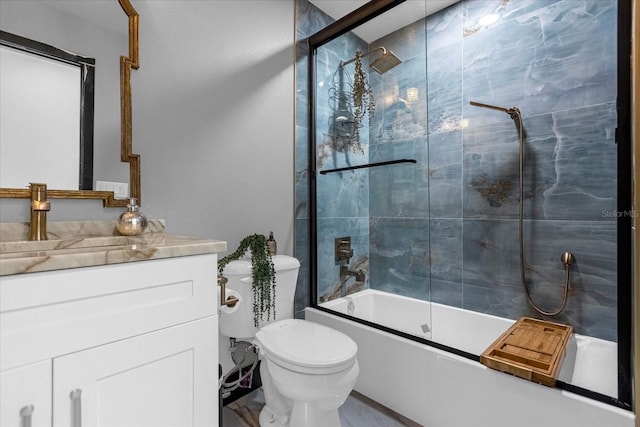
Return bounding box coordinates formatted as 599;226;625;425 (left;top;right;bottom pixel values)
340;265;365;282
29;183;50;241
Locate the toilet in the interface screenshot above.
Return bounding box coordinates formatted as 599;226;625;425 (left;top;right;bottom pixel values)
219;255;359;427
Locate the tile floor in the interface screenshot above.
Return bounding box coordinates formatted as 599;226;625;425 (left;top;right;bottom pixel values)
222;388;422;427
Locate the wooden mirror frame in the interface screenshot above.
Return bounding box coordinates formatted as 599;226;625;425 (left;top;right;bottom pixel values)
0;0;140;207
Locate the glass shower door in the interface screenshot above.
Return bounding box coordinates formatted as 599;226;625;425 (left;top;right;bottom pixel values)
312;1;432;341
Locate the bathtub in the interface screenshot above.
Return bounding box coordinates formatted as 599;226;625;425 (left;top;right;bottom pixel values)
305;289;635;427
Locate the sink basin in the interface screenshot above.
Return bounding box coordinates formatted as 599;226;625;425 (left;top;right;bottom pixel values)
0;236;138;255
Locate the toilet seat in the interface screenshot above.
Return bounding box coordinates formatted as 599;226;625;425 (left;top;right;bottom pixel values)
256;319;357;375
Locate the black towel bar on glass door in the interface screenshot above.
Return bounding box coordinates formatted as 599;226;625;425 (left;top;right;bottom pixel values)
318;159;416;175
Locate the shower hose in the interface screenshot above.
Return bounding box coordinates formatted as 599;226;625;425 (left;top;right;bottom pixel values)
511;108;572;316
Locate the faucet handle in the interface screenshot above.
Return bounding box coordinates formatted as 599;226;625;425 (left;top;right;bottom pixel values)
29;183;49;241
335;236;353;263
339;248;354;258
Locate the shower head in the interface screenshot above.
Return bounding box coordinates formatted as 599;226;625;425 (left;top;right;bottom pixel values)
340;46;402;74
370;50;402;74
470;100;521;120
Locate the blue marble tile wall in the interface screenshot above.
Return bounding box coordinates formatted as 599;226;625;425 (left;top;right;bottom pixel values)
444;0;616;341
295;0;618;341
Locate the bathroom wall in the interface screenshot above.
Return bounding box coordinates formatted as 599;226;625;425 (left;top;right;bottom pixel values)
0;0;128;222
132;0;295;256
0;1;296;258
297;0;619;341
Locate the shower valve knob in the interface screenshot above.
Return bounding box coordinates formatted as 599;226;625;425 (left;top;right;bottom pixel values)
340;249;353;258
335;236;353;263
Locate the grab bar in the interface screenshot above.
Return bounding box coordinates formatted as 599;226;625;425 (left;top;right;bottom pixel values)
319;159;416;175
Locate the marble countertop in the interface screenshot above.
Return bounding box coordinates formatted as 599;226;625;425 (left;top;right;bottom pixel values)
0;220;227;276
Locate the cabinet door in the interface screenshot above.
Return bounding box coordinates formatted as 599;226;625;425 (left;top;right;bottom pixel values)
0;360;52;427
53;316;218;427
2;253;218;372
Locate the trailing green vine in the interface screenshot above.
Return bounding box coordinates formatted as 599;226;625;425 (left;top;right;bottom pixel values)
351;50;375;153
218;234;276;327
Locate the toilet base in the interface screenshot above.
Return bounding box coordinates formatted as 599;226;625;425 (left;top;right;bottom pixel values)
258;402;341;427
259;406;286;427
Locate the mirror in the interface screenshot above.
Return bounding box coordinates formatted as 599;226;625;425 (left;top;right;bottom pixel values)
0;0;140;207
1;30;95;191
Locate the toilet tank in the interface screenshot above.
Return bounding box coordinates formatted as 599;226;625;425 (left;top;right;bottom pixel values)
220;255;300;339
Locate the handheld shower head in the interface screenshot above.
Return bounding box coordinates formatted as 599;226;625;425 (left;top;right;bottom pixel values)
471;99;568;316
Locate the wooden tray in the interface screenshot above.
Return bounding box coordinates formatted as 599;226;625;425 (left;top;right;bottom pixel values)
480;317;573;387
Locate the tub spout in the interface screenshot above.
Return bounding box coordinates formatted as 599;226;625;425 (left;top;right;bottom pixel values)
340;265;365;282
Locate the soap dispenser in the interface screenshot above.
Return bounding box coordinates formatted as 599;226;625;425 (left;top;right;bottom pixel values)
267;231;277;255
117;197;148;236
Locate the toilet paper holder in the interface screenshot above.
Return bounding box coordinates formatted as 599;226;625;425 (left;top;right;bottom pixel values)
218;275;239;308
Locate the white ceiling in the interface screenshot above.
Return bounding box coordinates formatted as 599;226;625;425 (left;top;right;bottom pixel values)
308;0;459;42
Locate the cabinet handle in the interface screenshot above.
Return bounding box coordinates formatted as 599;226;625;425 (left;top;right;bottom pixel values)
70;389;82;427
19;405;34;427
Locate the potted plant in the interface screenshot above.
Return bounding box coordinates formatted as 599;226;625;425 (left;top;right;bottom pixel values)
217;234;276;327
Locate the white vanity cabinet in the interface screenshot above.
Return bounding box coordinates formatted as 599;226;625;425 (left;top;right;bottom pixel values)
52;316;217;426
0;360;51;427
0;253;219;427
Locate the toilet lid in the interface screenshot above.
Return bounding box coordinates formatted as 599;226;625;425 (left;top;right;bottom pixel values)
256;319;357;371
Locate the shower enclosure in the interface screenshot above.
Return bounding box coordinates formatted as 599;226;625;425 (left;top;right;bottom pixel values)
296;0;632;411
